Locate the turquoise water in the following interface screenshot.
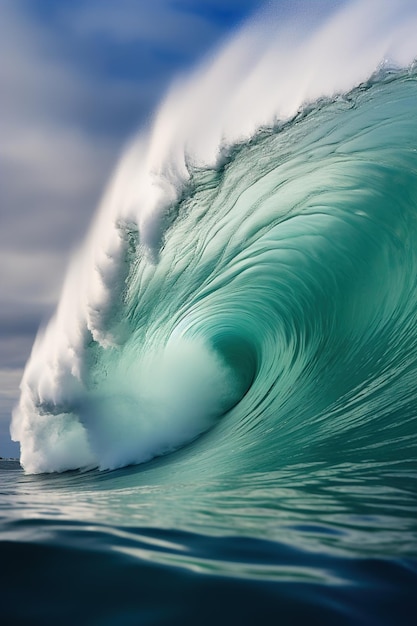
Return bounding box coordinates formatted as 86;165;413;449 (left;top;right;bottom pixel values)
4;2;417;623
12;69;417;476
3;66;417;626
1;452;416;623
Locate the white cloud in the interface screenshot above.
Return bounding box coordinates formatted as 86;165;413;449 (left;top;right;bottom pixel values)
0;1;125;315
64;0;222;50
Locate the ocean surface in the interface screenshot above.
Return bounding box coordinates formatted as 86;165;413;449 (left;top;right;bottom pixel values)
3;1;417;624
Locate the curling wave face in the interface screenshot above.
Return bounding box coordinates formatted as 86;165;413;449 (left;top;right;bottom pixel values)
11;0;417;474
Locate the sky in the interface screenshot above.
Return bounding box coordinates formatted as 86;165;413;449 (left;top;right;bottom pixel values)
0;0;266;458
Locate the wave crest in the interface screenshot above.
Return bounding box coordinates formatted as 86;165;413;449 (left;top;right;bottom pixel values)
12;0;417;473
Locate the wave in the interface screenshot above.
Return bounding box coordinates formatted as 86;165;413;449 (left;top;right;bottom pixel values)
11;0;417;474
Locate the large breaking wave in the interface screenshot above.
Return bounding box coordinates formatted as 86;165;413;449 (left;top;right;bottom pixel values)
12;0;417;474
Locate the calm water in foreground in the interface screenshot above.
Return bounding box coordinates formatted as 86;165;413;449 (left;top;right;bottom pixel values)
1;457;416;625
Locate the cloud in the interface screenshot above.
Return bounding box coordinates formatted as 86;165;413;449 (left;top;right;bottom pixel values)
63;0;225;49
0;2;118;270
